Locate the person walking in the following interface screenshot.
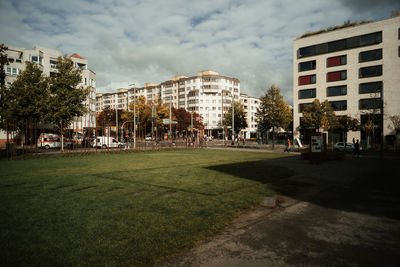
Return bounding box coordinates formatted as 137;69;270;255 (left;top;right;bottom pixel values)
285;138;291;152
354;139;360;157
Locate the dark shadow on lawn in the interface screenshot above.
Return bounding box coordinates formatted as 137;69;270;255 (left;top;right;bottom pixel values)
205;155;400;220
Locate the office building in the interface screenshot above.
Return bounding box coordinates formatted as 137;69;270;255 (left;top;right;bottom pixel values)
293;16;400;144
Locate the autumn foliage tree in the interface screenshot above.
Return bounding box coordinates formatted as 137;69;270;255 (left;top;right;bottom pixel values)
256;85;292;148
301;99;338;132
172;107;203;134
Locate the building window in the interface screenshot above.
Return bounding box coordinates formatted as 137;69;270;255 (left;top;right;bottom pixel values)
359;98;381;110
298;60;316;72
299;74;316;85
298;88;316;99
329;100;347;111
359;49;382;62
327;70;346;82
359;81;382;94
328;39;346;52
299;103;312;113
5;67;18;75
327;55;346;67
31;56;39;63
298;31;382;58
327;85;347;96
359;65;382;78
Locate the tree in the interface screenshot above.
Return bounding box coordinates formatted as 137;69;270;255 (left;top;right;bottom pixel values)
47;56;89;129
223;101;247;136
96;107;127;127
172;107;203;135
301;99;337;132
0;44;9;129
390;115;400;134
256;85;292;148
2;62;50;134
334;115;359;142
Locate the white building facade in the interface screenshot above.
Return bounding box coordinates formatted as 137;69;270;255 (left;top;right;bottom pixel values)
3;45;96;129
240;94;260;139
293;17;400;145
96;70;259;138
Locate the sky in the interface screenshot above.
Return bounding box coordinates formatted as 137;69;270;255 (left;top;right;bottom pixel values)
1;0;399;105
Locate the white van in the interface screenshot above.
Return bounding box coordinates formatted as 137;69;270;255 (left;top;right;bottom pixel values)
92;136;123;149
37;133;61;149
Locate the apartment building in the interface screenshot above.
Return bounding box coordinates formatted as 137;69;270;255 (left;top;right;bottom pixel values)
240;94;260;139
3;45;96;130
293;16;400;145
96;70;255;138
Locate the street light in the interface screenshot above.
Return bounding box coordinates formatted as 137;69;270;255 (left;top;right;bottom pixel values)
129;83;136;149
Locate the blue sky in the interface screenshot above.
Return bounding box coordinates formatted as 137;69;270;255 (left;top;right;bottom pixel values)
1;0;399;104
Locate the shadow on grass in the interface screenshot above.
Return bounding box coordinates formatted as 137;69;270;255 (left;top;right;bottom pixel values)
206;156;400;220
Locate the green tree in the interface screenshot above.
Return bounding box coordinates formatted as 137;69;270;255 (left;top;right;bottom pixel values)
0;44;9;129
334;115;359;142
301;99;337;132
256;85;292;149
223;101;247;136
47;56;89;129
3;62;50;131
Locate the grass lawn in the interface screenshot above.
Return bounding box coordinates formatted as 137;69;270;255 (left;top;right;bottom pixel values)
0;149;295;266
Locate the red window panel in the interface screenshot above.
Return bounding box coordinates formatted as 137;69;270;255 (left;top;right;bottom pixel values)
327;57;341;67
327;71;341;82
299;76;311;85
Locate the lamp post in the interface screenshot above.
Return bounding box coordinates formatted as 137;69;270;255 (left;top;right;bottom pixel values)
232;91;235;145
129;83;136;149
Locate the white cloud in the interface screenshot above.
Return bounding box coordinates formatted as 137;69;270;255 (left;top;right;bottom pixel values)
1;0;399;105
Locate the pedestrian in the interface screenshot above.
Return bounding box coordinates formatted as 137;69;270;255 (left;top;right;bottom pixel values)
354;139;360;157
285;138;291;152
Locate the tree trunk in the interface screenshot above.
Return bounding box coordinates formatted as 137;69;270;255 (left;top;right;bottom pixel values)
272;127;275;150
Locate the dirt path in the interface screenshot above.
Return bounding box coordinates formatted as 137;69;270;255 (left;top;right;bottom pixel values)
158;155;400;266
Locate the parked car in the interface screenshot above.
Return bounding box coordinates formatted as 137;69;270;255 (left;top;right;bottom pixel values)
145;134;152;141
333;142;361;152
91;136;123;148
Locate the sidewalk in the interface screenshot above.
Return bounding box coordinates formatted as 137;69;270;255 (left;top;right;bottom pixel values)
158;155;400;266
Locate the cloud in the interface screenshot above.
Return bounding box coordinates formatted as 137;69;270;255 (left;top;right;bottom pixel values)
1;0;399;105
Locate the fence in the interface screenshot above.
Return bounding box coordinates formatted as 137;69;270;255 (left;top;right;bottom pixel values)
0;119;205;160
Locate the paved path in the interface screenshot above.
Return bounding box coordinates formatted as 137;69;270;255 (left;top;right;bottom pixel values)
159;155;400;266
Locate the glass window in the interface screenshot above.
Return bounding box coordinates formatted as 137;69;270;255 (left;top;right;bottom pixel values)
327;70;346;82
359;65;382;78
299;103;312;113
359;81;382;94
299;74;316;85
359;49;382;62
298;60;316;72
298;88;316;99
31;56;38;63
328;39;346;52
327;85;347;96
327;55;346;67
298;31;382;58
315;43;328;54
298;45;316;58
329;100;347;111
360;32;382;46
359;98;381;110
